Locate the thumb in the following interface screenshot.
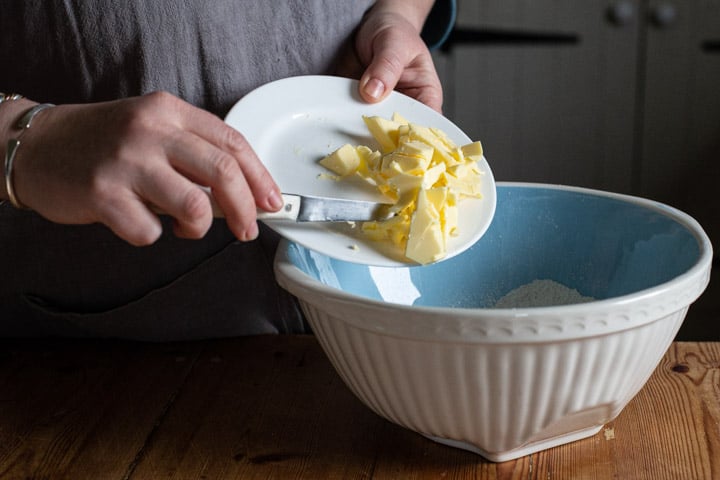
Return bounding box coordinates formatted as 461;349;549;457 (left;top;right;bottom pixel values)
358;36;404;104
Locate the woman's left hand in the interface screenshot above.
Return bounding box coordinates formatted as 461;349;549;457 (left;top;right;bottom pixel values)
340;0;443;113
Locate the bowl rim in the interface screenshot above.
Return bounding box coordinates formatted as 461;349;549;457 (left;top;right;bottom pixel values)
274;182;713;341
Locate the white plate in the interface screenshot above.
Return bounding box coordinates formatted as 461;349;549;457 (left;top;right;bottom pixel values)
225;75;496;266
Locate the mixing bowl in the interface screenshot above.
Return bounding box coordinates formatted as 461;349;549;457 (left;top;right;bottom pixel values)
274;182;713;462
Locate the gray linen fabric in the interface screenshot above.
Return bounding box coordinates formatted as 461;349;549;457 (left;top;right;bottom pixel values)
0;0;374;340
1;0;374;115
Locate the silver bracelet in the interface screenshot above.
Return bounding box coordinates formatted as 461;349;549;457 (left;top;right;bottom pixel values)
0;92;24;207
4;103;55;209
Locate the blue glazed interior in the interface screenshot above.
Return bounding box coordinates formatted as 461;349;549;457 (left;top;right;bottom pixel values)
284;186;701;308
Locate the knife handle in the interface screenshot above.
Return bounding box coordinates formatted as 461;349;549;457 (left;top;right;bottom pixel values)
152;191;299;221
256;193;300;221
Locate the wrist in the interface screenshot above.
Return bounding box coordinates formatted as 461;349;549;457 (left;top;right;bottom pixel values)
1;98;52;208
1;97;37;202
369;0;435;33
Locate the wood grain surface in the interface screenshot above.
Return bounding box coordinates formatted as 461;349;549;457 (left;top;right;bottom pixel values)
0;337;718;479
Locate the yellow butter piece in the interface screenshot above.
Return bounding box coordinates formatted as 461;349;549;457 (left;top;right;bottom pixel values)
387;178;421;214
443;174;481;198
363;115;403;153
422;163;446;189
426;187;456;241
362;214;410;247
406;189;446;264
396;140;434;164
425;187;447;212
407;124;459;167
356;145;380;170
317;172;340;181
461;141;483;158
430;127;458;149
319;143;361;176
385;152;429;176
442;201;459;239
392;112;411;124
428;188;458;241
318;112;484;264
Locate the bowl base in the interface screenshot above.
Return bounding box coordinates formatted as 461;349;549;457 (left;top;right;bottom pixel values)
424;424;603;462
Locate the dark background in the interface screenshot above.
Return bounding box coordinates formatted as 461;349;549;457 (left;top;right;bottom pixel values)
433;0;719;340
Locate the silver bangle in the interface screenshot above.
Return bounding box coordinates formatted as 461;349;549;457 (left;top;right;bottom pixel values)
0;92;24;207
4;103;55;209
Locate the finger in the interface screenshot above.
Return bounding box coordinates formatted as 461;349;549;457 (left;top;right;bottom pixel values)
358;32;406;104
393;67;444;113
357;30;444;112
412;84;444;113
360;51;444;113
173;105;283;213
164;131;261;242
96;193;164;246
134;163;214;240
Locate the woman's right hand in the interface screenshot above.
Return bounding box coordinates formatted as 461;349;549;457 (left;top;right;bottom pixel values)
5;92;283;245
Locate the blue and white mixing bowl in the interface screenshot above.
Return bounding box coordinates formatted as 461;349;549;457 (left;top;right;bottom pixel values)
274;183;713;461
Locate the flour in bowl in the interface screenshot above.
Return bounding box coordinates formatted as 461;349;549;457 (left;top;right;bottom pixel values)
493;279;595;308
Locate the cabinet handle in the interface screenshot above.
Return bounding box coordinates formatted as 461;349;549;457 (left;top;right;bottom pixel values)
702;40;720;53
651;3;677;27
607;1;635;26
440;27;579;51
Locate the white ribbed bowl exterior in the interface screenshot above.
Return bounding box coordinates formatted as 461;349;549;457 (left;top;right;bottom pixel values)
298;299;685;462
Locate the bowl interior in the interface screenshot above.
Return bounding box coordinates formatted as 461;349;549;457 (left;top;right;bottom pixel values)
284;184;704;308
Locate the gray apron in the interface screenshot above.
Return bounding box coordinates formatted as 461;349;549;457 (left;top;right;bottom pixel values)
0;0;374;339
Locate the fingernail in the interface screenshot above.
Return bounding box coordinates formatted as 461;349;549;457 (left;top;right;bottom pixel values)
268;188;284;210
243;222;259;241
364;78;385;100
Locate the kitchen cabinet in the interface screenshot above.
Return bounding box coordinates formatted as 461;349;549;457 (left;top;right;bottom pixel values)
640;1;719;244
436;1;640;195
433;0;719;339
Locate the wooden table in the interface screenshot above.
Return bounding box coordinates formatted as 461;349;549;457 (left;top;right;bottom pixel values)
0;336;718;479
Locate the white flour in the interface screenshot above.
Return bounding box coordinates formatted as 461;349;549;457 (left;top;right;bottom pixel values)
493;279;595;308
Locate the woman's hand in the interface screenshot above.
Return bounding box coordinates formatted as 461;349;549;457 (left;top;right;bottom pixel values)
353;0;443;112
6;92;283;245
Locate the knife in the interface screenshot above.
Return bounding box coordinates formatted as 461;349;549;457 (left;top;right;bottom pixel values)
154;191;392;222
257;193;392;222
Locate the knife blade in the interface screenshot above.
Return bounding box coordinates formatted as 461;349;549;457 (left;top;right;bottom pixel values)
257;193;392;222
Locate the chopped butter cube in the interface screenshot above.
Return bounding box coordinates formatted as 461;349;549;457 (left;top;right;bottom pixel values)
319;144;361;176
355;145;381;175
362;214;410;247
318;112;485;264
421;163;446;189
430;127;458;150
425;187;447;212
388;185;419;215
396;140;434;164
442;202;459;239
386;152;429;176
443;170;482;198
363;115;403;153
408;124;459;167
461;141;484;158
392;112;411;124
406;189;446;264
